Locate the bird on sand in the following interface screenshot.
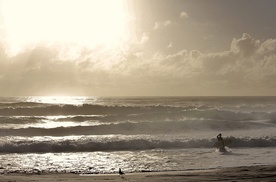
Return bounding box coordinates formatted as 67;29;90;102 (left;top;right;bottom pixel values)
119;168;125;175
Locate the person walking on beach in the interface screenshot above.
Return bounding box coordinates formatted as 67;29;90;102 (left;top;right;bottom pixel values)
217;133;225;148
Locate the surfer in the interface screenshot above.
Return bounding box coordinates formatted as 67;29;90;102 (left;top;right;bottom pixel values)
216;133;225;148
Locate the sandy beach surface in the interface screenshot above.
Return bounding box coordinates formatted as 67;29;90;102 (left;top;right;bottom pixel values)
1;165;276;182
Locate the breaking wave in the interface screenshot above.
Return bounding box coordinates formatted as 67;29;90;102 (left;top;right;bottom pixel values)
1;97;276;154
1;103;276;130
0;135;275;153
0;118;274;136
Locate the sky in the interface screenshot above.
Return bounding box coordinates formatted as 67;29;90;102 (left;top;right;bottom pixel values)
0;0;276;96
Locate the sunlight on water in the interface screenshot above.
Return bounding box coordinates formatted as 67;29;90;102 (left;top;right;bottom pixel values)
1;148;276;174
23;115;102;129
25;96;95;105
0;97;275;174
32;120;88;129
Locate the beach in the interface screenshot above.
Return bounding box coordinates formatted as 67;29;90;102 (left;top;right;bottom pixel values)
0;96;276;180
1;165;276;182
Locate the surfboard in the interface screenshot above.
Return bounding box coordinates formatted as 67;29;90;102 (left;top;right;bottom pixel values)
212;138;232;148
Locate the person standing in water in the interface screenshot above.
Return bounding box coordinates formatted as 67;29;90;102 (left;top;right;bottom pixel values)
217;133;225;148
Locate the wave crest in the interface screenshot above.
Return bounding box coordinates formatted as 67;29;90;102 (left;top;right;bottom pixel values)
0;136;275;153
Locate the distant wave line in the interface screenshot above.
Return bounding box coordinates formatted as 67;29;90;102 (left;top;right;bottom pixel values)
0;119;274;136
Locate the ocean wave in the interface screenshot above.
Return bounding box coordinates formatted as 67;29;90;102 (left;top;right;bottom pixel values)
1;103;276;123
0;104;159;116
229;136;276;148
0;135;275;153
0;118;274;136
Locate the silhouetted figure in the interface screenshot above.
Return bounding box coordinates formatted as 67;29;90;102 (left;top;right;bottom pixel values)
119;168;125;175
217;133;225;148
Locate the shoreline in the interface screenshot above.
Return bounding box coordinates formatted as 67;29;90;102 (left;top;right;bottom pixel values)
1;165;276;182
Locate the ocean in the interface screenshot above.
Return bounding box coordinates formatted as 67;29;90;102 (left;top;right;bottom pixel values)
0;96;275;174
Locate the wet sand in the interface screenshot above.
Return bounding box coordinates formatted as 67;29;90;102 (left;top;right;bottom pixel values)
1;165;276;182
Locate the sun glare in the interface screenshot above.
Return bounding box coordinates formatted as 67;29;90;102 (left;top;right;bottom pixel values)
1;0;130;55
26;96;89;105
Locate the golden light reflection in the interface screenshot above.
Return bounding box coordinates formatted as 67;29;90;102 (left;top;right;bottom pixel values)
1;0;131;55
26;96;90;105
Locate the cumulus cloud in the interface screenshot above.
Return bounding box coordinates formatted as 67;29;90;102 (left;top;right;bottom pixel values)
0;33;276;96
167;42;173;48
153;20;171;29
140;33;150;44
256;38;276;56
231;33;260;57
180;11;188;19
116;33;276;95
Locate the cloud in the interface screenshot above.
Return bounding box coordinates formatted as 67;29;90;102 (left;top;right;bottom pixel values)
231;33;260;57
116;33;276;95
0;46;83;95
1;33;276;96
180;11;188;19
167;42;173;48
140;33;150;44
257;38;276;56
153;22;160;30
153;20;171;29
